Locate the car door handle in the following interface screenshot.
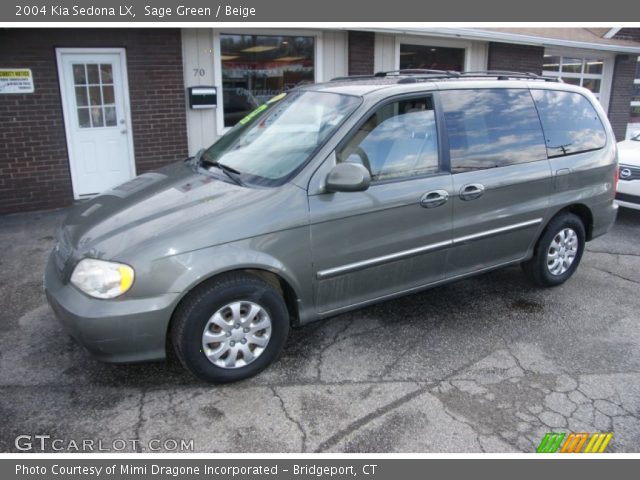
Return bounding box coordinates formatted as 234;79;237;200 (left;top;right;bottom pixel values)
420;190;449;208
459;183;485;201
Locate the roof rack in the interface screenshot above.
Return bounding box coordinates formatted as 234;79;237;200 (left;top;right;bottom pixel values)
331;69;562;83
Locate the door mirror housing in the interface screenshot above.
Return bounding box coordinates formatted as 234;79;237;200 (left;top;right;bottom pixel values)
325;162;371;193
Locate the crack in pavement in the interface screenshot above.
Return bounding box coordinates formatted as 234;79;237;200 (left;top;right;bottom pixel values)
132;389;146;452
313;384;426;452
270;386;308;453
588;265;640;285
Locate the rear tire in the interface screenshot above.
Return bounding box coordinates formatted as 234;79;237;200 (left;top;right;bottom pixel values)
522;212;585;287
171;272;289;383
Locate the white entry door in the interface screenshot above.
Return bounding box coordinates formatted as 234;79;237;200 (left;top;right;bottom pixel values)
57;49;135;198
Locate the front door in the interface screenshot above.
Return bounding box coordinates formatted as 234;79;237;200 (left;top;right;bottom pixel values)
57;49;135;198
309;95;453;315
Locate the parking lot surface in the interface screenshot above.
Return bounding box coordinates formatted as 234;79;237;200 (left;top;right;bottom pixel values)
0;207;639;452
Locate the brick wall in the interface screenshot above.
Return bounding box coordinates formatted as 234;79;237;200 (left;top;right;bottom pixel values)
487;43;545;74
608;54;637;141
0;29;188;215
348;31;375;75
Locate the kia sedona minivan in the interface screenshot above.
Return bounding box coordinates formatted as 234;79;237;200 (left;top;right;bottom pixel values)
45;70;618;382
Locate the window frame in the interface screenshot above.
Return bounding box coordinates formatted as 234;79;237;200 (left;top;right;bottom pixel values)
335;91;448;186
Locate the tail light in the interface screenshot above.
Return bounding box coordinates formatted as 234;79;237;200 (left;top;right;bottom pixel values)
613;165;619;195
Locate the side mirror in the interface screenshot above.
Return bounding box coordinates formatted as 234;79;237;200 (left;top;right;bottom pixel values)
325;162;371;193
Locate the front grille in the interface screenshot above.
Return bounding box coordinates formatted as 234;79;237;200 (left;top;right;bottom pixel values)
616;192;640;205
619;164;640;182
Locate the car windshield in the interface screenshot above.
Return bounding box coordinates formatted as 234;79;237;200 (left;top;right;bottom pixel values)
201;90;361;185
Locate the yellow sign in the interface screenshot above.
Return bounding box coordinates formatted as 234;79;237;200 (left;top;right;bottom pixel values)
0;69;34;93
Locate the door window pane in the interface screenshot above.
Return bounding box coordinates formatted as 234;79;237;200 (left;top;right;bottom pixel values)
77;108;91;128
440;89;547;173
72;62;116;129
400;44;465;71
100;64;113;83
221;34;314;128
86;64;100;84
531;89;606;157
89;86;102;106
73;64;86;85
75;86;88;107
90;107;104;127
104;106;117;126
102;85;115;105
339;97;439;181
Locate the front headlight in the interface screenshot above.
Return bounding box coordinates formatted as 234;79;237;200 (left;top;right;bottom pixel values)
70;258;135;299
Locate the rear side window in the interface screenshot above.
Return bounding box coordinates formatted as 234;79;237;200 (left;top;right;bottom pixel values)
440;89;547;173
531;89;606;158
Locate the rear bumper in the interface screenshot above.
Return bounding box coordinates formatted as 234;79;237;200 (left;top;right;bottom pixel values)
44;253;180;363
590;199;618;240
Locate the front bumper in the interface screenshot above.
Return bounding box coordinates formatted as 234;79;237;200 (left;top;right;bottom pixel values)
44;253;180;363
616;180;640;211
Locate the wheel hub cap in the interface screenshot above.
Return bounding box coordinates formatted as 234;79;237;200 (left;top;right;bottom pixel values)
201;300;272;369
546;228;578;276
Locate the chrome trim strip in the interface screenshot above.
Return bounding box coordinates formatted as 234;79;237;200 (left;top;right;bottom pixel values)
318;256;526;317
316;217;543;281
452;218;542;244
316;239;452;280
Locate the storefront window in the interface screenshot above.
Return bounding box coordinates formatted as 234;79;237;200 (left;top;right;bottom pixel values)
542;54;605;98
400;44;465;71
220;33;314;128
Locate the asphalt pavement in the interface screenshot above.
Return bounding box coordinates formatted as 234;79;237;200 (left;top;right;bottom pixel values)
0;207;639;452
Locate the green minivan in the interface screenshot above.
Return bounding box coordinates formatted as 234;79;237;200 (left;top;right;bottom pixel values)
45;70;618;382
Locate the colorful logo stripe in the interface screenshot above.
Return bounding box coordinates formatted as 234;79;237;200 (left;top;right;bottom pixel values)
537;433;612;453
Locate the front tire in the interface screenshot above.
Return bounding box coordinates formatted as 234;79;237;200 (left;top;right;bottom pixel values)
171;272;289;383
522;212;586;287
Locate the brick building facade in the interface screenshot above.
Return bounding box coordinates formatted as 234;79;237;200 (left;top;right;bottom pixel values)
1;28;639;214
0;29;187;214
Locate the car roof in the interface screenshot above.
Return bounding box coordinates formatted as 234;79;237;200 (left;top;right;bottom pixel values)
301;70;576;97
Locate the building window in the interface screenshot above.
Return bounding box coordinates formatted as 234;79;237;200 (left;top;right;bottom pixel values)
400;44;465;71
543;54;605;99
220;33;314;128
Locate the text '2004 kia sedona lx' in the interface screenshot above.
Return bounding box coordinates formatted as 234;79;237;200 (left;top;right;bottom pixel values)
45;70;618;382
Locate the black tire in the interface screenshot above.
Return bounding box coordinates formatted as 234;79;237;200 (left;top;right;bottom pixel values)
522;212;586;287
170;272;289;383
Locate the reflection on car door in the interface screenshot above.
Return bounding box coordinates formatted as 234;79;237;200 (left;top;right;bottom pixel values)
438;88;553;276
308;95;454;315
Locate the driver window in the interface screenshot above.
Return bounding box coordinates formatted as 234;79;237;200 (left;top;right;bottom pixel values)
337;96;439;182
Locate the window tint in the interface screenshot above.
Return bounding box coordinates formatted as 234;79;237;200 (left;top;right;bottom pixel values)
440;89;547;173
531;90;607;158
338;97;439;182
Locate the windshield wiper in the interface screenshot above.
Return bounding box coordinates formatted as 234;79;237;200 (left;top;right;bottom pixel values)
201;159;244;187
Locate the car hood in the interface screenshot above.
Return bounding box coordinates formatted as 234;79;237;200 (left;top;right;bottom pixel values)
617;139;640;166
60;161;306;261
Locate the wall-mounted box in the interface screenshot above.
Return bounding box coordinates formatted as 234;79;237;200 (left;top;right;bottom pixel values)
188;86;217;109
